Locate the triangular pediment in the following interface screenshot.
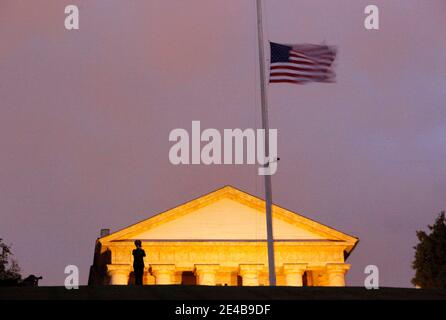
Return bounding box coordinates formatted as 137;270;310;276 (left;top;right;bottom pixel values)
101;186;358;253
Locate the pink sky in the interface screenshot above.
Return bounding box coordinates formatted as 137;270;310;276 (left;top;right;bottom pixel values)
1;0;446;286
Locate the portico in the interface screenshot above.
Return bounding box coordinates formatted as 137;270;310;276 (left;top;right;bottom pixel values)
89;186;358;286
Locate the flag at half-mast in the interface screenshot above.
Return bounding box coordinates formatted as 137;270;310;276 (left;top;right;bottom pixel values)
269;42;337;84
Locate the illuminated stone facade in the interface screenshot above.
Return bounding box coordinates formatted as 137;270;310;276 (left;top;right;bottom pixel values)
88;186;358;286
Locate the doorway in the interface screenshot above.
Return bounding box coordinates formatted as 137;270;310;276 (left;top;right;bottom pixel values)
181;271;197;285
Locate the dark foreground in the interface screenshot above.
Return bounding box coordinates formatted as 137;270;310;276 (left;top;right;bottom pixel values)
1;285;445;300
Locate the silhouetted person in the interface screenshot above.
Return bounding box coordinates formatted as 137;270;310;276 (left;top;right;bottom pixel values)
132;240;146;285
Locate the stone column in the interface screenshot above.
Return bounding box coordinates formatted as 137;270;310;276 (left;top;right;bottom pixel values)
107;264;131;285
283;263;307;286
195;264;219;286
326;263;350;287
150;264;176;285
239;264;264;286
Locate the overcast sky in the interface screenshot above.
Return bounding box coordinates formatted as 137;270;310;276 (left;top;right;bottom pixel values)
1;0;446;287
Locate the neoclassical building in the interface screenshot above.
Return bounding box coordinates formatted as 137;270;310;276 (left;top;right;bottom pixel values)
88;186;358;286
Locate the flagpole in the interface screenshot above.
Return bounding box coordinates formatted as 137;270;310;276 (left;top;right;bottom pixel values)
256;0;276;286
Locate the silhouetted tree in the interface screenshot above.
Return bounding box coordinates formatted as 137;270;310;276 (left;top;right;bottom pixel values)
0;238;21;283
412;212;446;288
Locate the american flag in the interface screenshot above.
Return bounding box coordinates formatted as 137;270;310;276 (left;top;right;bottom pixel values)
269;42;337;84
